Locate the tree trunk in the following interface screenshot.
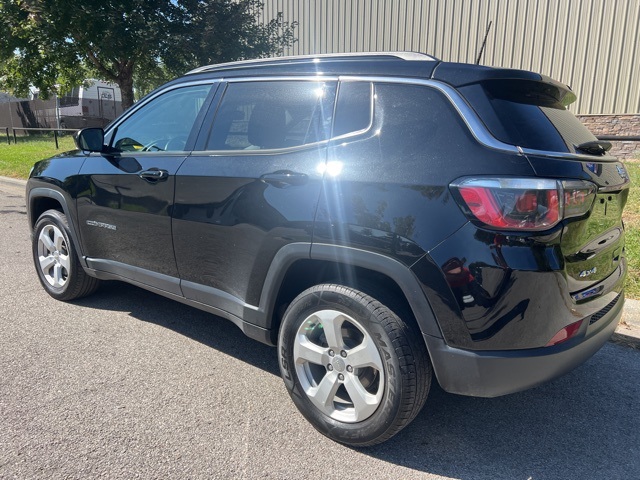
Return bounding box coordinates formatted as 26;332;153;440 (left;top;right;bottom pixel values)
117;63;135;110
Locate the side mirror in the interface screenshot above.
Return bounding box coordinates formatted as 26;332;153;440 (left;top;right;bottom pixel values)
74;128;104;152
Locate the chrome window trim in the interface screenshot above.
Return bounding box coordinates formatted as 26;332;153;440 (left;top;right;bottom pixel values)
195;141;332;157
519;147;617;162
597;178;631;192
117;74;617;163
193;75;508;156
330;80;375;142
340;75;523;155
339;75;619;162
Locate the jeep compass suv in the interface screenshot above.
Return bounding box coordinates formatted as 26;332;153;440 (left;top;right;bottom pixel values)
27;52;629;446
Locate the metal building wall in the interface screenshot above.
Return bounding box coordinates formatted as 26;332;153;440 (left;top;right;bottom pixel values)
261;0;640;115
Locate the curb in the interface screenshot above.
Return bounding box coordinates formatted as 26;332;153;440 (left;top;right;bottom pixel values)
610;331;640;350
0;176;27;189
615;297;640;350
1;175;640;349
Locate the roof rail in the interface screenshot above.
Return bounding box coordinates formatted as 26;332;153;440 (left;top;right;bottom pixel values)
186;51;439;75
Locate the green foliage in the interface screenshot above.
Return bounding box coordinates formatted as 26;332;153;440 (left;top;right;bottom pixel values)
0;1;297;107
173;0;297;67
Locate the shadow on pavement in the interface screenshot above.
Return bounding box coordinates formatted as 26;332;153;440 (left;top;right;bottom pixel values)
72;280;280;377
363;344;640;479
74;280;640;479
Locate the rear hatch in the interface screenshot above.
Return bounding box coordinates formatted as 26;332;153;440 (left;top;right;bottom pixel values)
436;64;630;299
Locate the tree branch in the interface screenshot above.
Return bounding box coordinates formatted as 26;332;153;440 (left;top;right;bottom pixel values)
85;49;117;82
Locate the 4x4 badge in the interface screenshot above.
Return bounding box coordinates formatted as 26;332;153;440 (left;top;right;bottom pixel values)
579;266;597;278
616;164;628;180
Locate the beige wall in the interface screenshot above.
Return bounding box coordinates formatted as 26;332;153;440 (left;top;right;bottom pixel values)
261;0;640;115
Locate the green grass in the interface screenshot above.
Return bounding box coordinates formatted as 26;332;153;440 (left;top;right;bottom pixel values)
623;160;640;299
1;138;639;299
0;136;76;178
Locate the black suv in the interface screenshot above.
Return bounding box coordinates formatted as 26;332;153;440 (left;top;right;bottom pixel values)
27;52;629;446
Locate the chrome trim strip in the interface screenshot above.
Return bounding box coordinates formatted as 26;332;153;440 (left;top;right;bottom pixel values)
112;74;617;164
520;147;618;162
330;80;375;142
191;75;517;156
597;179;631;192
338;75;621;162
195;140;331;157
340;75;522;155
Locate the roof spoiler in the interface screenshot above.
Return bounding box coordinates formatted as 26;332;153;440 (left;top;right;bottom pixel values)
432;63;576;106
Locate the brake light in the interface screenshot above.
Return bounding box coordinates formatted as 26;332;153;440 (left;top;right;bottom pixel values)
546;320;583;346
452;178;596;231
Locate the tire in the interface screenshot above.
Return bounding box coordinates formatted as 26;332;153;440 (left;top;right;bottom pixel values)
278;284;432;446
32;209;100;301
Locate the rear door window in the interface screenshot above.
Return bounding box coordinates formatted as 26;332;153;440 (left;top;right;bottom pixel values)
459;80;597;153
206;81;336;151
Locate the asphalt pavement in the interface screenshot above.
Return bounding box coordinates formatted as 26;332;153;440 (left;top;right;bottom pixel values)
1;175;639;479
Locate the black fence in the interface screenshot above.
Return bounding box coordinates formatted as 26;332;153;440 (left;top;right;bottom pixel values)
597;135;640;141
1;127;79;148
0;94;122;134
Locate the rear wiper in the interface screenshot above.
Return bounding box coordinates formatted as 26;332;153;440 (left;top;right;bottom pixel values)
575;140;612;155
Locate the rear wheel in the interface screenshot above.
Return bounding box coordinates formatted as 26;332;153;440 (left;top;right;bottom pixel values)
278;284;432;446
32;209;100;301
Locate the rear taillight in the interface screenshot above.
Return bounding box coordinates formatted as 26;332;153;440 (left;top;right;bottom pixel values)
451;178;596;231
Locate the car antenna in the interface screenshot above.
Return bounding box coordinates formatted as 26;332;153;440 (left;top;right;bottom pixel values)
475;21;493;65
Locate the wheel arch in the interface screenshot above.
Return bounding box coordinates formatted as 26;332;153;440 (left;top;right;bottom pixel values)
257;243;443;345
28;187;87;267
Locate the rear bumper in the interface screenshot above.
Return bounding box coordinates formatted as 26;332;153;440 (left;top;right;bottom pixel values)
425;292;624;397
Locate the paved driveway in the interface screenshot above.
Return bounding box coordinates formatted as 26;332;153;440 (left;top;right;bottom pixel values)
1;178;639;479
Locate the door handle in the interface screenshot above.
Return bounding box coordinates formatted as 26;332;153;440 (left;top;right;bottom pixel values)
139;169;168;182
260;170;308;188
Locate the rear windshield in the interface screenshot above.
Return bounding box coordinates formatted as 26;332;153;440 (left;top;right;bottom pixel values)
459;79;597;153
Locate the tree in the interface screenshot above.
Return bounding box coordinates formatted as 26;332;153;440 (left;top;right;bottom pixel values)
0;1;296;109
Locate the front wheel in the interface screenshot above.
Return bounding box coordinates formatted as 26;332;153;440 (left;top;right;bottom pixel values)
278;284;432;446
32;209;100;301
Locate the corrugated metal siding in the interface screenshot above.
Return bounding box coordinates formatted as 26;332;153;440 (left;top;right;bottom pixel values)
260;0;640;114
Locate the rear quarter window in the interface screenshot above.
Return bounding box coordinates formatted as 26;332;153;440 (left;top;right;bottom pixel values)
333;81;373;137
374;82;473;163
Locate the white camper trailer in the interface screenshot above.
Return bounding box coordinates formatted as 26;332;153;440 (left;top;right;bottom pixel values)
57;80;123;129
